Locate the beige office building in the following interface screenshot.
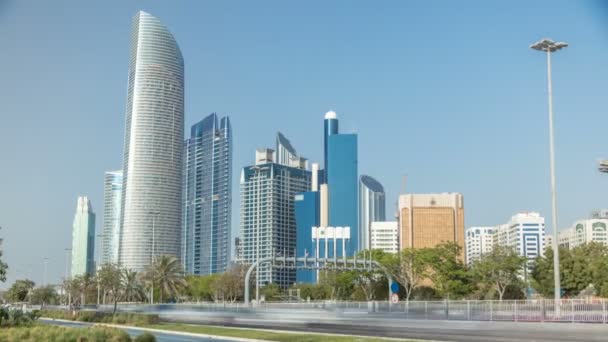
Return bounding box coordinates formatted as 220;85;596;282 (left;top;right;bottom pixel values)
398;193;465;259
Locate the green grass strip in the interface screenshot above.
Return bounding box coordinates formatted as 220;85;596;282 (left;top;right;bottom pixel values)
146;323;421;342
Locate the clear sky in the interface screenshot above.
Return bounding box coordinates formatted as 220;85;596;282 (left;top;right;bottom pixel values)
1;0;607;287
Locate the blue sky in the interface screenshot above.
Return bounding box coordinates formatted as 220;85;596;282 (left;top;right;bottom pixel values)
1;0;607;287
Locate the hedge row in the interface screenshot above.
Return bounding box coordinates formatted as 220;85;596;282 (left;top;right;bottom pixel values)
0;325;134;342
39;310;160;326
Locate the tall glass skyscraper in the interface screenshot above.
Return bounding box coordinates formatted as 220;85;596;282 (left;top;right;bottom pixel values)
183;113;232;275
359;175;386;250
323;111;339;182
241;148;311;288
101;170;123;265
119;11;184;271
71;196;95;277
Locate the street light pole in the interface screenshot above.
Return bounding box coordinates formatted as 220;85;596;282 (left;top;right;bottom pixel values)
253;166;263;304
148;210;160;305
64;248;72;306
530;38;568;305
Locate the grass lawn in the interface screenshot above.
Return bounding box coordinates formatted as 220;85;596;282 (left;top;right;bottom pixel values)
146;323;421;342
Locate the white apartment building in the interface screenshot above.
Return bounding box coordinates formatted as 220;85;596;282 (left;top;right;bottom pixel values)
494;212;545;263
557;218;608;249
370;221;399;253
465;226;495;265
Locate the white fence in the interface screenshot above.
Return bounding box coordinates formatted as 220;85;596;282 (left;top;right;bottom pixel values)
48;299;608;323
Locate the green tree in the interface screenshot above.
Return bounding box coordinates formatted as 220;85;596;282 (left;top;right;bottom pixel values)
471;245;526;300
383;248;430;300
290;283;331;300
96;263;122;306
425;242;472;299
211;264;249;302
142;255;186;303
30;286;58;308
260;283;281;301
0;250;8;283
74;273;95;305
353;250;391;301
121;269;146;303
531;246;572;297
5;279;35;303
186;274;218;302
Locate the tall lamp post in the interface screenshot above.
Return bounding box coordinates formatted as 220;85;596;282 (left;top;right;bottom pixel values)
64;248;72;306
148;210;161;305
530;38;568;304
96;234;105;306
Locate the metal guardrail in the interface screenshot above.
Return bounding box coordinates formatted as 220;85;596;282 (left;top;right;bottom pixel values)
41;299;608;323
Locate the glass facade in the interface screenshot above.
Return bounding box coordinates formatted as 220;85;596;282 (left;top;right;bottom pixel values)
101;170;123;265
323;116;338;182
359;175;386;250
327;133;358;256
183;113;232;275
120;11;185;271
240;162;311;289
71;197;95;277
295;191;320;283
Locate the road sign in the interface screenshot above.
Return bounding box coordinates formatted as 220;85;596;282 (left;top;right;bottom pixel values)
391;293;399;304
390;282;400;293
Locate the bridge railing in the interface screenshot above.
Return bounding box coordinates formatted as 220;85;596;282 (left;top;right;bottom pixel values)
40;299;608;323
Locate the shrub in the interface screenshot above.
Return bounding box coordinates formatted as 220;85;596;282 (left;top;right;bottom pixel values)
0;325;132;342
39;309;160;326
134;332;157;342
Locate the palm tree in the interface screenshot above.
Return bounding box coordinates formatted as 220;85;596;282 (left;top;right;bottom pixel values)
121;269;146;303
142;255;186;303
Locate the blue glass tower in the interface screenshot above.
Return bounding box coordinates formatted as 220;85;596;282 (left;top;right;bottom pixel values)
295;191;320;283
183;113;232;275
327;133;358;256
323;111;339;182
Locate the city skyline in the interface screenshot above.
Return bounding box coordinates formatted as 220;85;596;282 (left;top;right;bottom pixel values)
1;1;607;286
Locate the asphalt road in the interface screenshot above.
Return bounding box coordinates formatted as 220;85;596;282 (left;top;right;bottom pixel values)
156;310;608;342
40;319;239;342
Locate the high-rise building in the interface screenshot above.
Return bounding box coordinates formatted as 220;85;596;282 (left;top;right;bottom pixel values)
323;111;339;182
295;163;321;283
119;11;184;271
398;193;465;259
359;175;386;250
275;132;307;169
71;196;95;277
465;226;495;265
326;112;358;256
240;147;311;288
493;212;545;265
370;221;399;253
182;113;232;275
557;216;608;249
101;170;123;265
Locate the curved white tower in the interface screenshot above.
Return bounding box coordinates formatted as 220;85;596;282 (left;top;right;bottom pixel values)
119;11;184;271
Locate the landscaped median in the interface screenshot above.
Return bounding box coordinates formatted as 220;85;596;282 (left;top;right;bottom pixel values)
40;309;419;342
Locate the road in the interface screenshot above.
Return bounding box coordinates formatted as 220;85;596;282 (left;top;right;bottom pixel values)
42;306;608;342
154;309;608;342
40;319;240;342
